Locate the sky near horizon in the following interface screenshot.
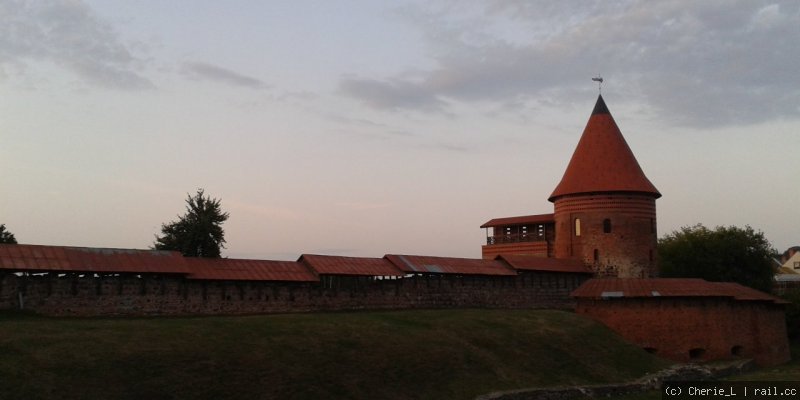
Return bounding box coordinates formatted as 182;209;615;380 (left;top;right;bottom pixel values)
1;0;798;260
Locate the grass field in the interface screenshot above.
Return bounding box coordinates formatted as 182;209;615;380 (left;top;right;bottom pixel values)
0;309;670;400
573;344;800;400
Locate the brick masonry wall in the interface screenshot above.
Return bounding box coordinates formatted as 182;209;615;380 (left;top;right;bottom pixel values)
575;297;790;367
481;242;549;260
0;271;590;317
553;194;657;278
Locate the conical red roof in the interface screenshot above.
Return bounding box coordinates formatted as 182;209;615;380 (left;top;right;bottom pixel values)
549;95;660;202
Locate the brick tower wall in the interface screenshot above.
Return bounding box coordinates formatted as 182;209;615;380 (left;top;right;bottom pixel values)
553;193;657;278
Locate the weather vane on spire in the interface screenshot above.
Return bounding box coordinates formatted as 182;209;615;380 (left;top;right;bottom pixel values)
592;75;603;93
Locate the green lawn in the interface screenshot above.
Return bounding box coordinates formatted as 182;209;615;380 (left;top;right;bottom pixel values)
0;309;669;400
572;344;800;400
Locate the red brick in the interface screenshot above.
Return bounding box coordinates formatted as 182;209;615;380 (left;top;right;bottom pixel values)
575;297;790;367
553;194;657;277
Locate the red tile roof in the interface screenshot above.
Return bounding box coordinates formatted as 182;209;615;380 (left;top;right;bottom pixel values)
0;244;189;274
496;255;592;274
480;213;555;228
571;278;786;304
185;258;318;282
549;95;660;201
713;282;787;303
298;254;404;277
385;254;516;276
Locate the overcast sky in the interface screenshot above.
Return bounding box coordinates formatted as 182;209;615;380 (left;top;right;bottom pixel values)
1;0;798;259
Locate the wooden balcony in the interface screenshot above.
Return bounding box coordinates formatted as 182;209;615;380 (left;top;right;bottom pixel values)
486;233;546;245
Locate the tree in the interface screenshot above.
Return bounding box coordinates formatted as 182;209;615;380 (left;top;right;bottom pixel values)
658;224;776;293
0;224;17;244
153;189;229;257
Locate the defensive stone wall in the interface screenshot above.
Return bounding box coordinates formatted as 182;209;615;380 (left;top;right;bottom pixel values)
0;271;588;317
575;297;790;367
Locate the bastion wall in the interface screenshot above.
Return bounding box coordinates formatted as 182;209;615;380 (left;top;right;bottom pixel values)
0;271;589;317
575;297;790;367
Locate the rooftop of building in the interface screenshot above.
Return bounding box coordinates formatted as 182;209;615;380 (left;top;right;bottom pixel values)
549;95;660;202
571;278;786;304
385;254;517;276
185;257;318;282
496;254;592;274
0;243;190;274
480;213;554;228
1;244;599;279
298;254;404;277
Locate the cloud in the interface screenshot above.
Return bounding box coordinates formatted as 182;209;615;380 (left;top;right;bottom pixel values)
275;90;316;102
341;0;800;127
427;142;470;152
0;0;152;89
339;77;446;112
328;115;387;128
182;62;268;89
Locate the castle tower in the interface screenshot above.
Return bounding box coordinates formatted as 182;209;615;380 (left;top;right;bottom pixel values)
549;95;660;277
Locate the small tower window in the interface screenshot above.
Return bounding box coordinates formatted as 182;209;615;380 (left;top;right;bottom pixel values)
574;218;581;237
603;219;611;233
593;249;599;262
650;218;655;234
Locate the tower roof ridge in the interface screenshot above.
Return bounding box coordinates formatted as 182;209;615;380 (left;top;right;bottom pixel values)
548;95;660;202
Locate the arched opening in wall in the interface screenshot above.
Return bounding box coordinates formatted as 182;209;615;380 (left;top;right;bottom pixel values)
689;348;706;360
643;347;657;354
603;219;611;233
574;218;581;236
593;249;599;262
649;250;654;262
731;345;744;356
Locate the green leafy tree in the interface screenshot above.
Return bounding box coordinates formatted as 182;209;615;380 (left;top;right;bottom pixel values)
659;224;776;293
0;224;17;244
153;189;229;257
